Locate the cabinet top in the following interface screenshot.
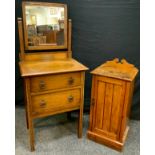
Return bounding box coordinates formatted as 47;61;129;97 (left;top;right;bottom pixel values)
91;58;138;81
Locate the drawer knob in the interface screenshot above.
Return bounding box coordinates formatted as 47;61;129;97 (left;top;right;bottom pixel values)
40;100;46;108
68;77;74;85
39;80;46;90
68;95;74;102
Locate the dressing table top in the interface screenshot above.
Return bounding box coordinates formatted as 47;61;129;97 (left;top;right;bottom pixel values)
19;58;88;77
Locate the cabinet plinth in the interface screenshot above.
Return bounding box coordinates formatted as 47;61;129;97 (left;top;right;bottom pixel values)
87;58;138;151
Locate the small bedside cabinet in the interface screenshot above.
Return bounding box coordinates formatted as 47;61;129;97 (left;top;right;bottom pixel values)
87;58;138;151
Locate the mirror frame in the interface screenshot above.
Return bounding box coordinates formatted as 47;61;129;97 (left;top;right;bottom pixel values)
22;1;68;50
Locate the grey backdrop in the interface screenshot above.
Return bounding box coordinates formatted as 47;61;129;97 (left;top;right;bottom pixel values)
15;0;140;120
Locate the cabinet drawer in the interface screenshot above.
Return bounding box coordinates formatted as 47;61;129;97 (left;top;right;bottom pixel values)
31;88;81;115
30;72;81;92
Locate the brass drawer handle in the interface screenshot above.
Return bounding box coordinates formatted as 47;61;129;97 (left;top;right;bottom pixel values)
39;80;46;90
40;100;46;108
68;95;74;102
68;77;74;85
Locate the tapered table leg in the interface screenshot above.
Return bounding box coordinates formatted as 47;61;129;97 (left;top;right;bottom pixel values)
78;107;83;138
28;118;35;151
25;108;29;129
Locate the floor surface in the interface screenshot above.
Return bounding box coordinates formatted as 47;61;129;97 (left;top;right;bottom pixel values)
15;106;140;155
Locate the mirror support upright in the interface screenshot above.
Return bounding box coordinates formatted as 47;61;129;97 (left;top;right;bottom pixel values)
18;18;25;61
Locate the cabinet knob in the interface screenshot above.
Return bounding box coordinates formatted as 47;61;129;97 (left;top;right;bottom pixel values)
40;100;46;108
91;98;95;106
39;80;46;90
68;95;74;102
68;77;74;85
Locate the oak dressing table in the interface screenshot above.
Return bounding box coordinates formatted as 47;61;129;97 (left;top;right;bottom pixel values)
18;1;88;151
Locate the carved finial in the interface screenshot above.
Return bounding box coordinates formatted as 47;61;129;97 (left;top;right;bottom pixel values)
113;58;119;63
121;59;127;64
121;58;134;67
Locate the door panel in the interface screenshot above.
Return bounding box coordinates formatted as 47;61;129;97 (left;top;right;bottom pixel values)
92;76;126;140
102;83;113;131
110;85;124;135
95;81;106;129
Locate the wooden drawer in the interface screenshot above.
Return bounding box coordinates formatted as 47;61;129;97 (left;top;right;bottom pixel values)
30;72;81;93
31;88;81;116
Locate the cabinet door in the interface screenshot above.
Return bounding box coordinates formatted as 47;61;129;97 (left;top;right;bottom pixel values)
92;76;126;140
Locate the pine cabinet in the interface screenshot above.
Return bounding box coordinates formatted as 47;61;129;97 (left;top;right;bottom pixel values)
87;58;138;151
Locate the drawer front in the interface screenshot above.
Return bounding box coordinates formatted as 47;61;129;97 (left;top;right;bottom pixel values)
30;72;81;93
31;88;81;115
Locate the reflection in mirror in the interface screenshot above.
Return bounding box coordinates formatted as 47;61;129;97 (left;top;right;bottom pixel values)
25;5;65;47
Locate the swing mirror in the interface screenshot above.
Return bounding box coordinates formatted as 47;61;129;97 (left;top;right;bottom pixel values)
22;2;68;50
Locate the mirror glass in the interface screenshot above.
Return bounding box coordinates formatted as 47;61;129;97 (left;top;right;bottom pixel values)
23;3;67;50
